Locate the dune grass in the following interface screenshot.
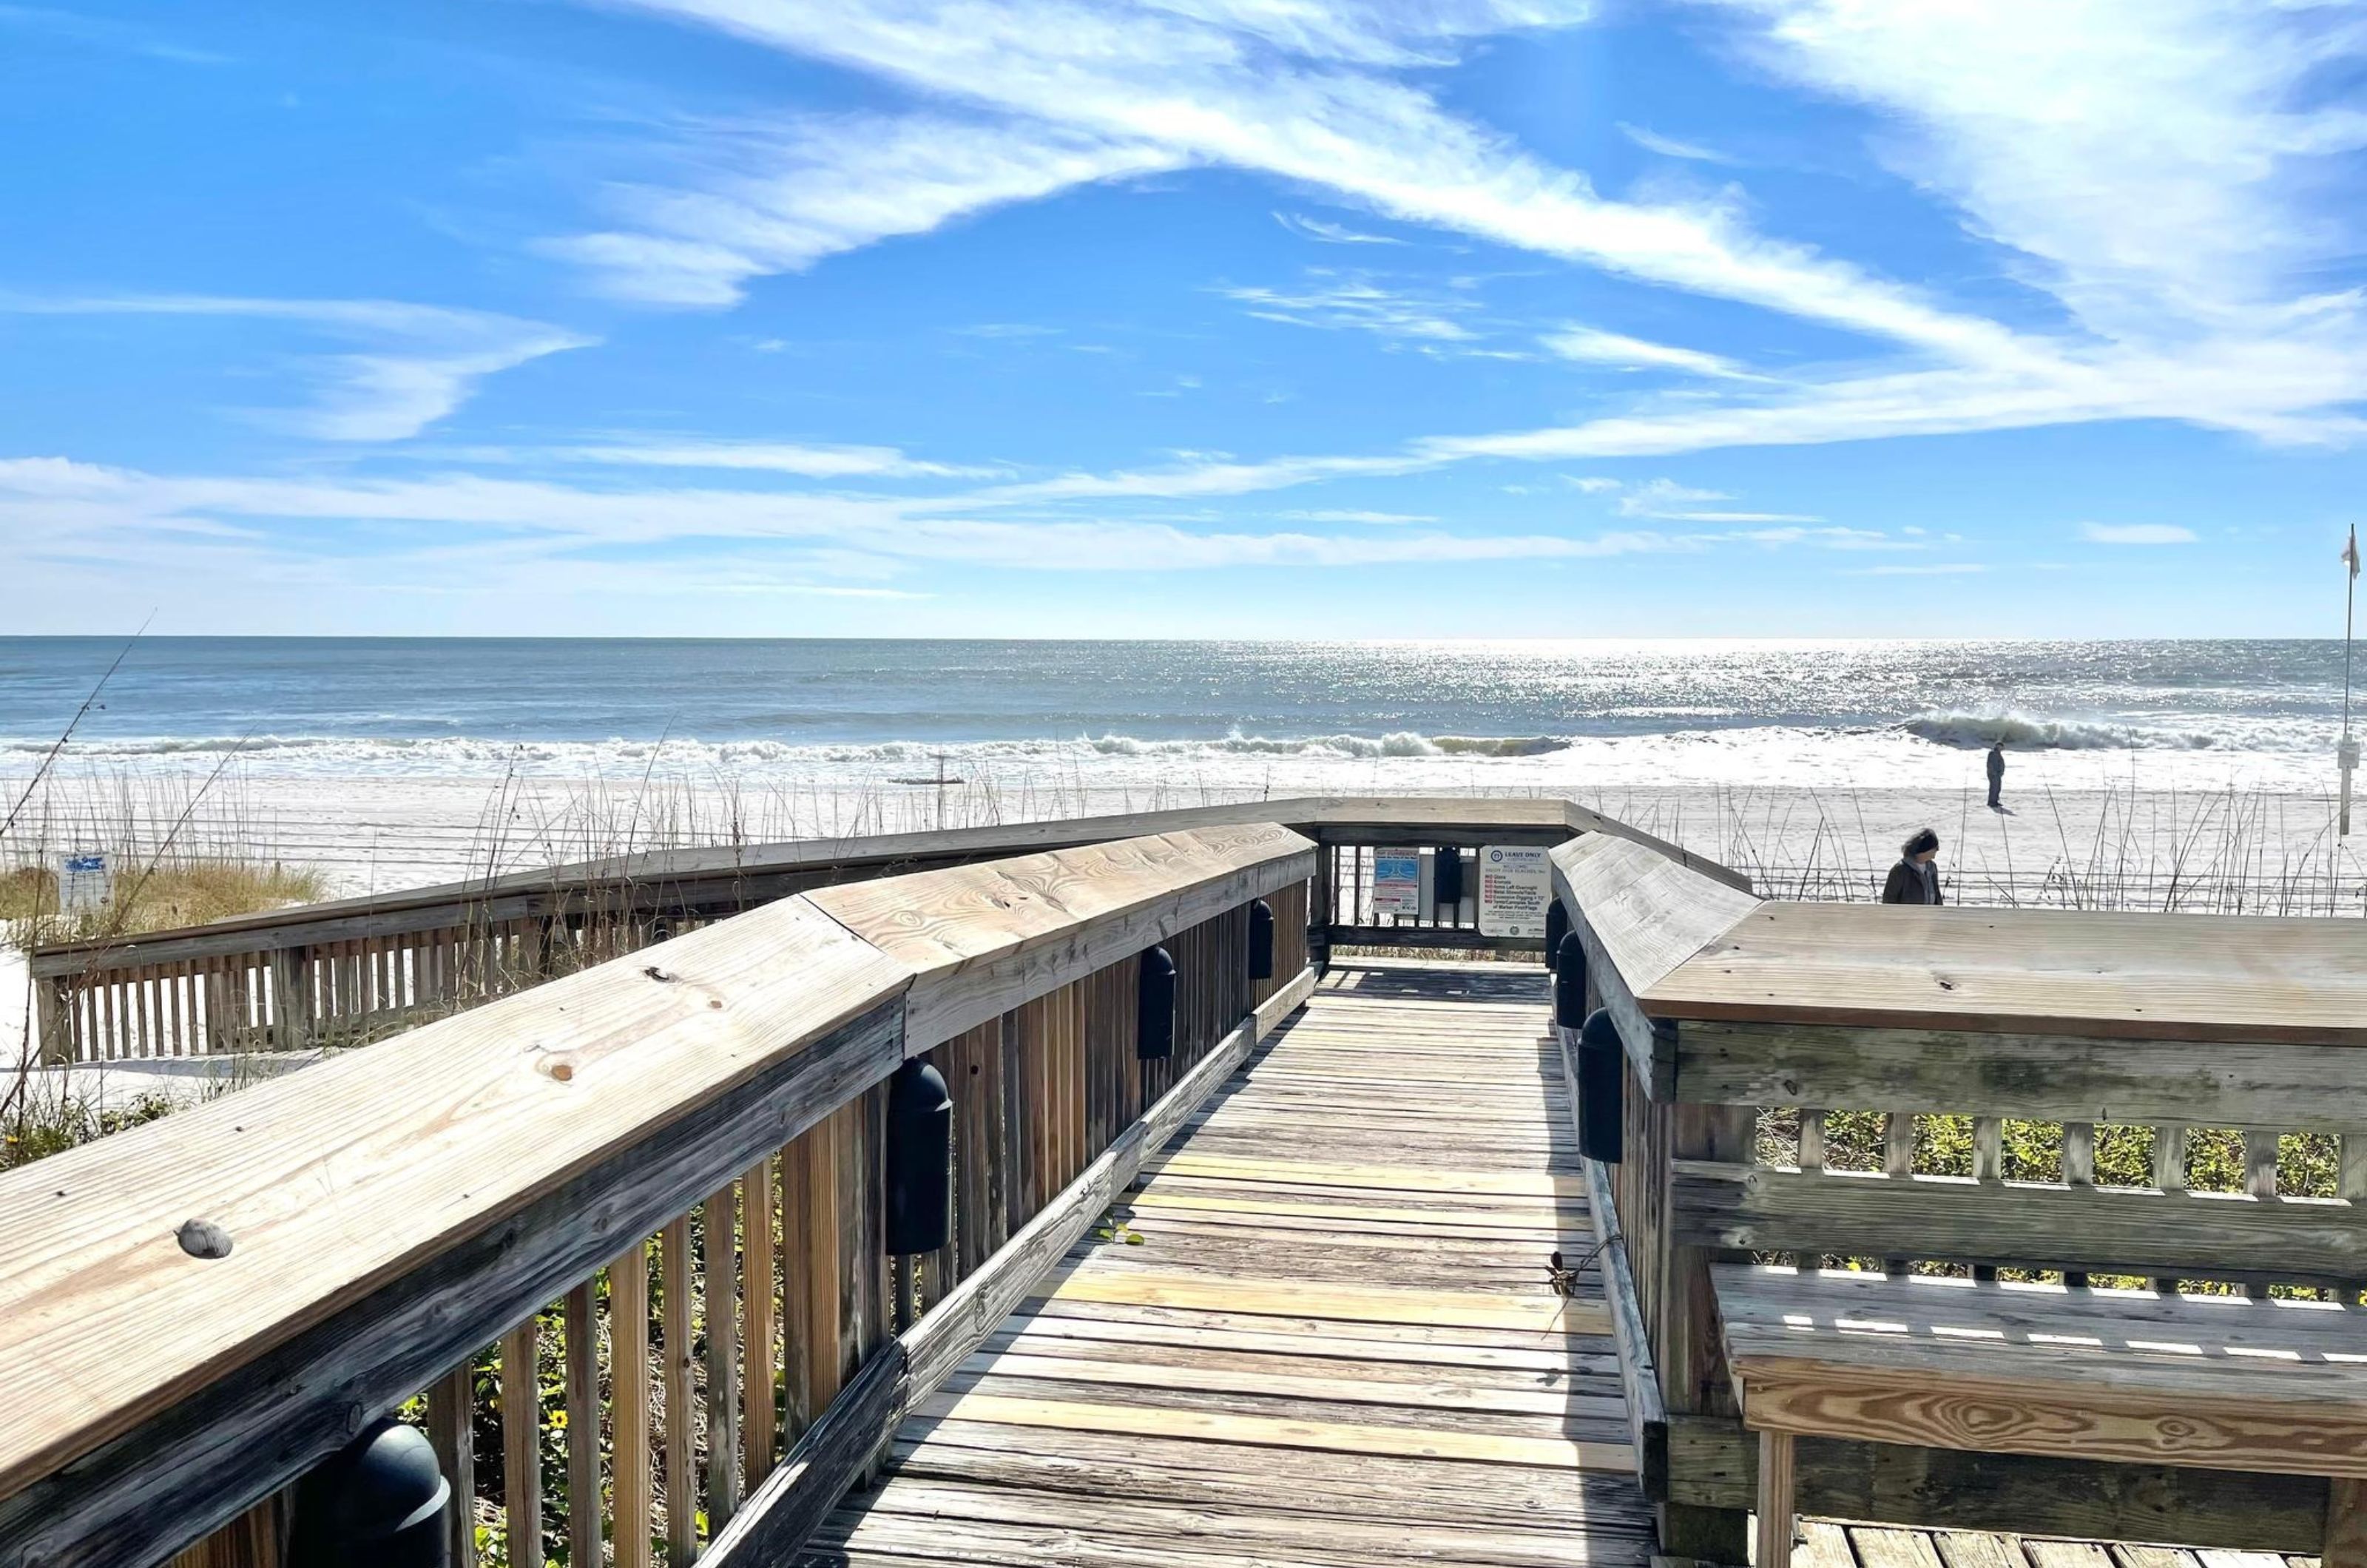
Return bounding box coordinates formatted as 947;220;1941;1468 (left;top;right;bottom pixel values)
1;858;328;943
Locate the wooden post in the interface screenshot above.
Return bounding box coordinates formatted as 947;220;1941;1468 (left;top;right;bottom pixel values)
500;1320;542;1568
1310;842;1334;971
802;1115;843;1418
743;1155;778;1490
36;975;72;1065
1756;1430;1797;1568
269;944;313;1050
564;1281;600;1568
1882;1111;1914;1277
2062;1121;2096;1287
2152;1123;2189;1294
612;1240;652;1568
1003;1007;1033;1236
1971;1115;2004;1281
661;1216;695;1567
1655;1100;1756;1564
426;1365;476;1568
167;1493;285;1568
990;1009;1018;1251
705;1181;743;1530
2246;1129;2280;1301
780;1135;813;1438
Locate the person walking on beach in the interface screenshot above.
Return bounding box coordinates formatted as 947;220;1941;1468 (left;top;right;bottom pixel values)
1882;828;1943;905
1986;740;2006;809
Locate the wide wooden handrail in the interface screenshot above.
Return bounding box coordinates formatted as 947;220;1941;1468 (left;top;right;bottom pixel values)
1555;831;2367;1082
0;822;1314;1564
1549;829;2367;1561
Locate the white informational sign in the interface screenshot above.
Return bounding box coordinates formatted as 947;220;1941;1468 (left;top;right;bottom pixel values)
1477;845;1551;938
57;851;112;916
1371;848;1423;916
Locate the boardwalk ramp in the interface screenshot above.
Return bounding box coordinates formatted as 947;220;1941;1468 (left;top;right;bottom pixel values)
805;959;1655;1568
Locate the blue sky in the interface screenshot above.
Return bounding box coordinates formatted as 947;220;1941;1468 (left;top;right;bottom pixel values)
5;0;2366;637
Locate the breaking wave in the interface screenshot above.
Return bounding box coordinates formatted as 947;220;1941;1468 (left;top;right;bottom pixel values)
0;729;1575;771
1902;710;2225;751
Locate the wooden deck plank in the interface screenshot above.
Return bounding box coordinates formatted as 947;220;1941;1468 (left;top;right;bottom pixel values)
817;961;1647;1568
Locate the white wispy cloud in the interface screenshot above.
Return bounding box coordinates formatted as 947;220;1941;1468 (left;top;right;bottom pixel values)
0;294;589;440
2080;522;2198;545
1218;272;1476;342
1;454;1929;580
534;438;1002;479
1280;508;1435;524
1273;212;1405;245
598;0;2034;365
1613;477;1823;524
1617;123;1735;164
1703;0;2367;339
579;0;2367;478
1544;325;1760;379
550;111;1181;305
1851;561;1987;575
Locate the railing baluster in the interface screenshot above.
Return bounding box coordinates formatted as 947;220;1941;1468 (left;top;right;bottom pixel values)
2244;1129;2280;1300
743;1155;778;1491
500;1319;542;1568
565;1280;600;1568
803;1113;845;1415
661;1215;695;1567
1968;1115;2004;1281
2147;1123;2189;1293
427;1362;477;1568
613;1239;653;1568
706;1179;742;1531
2062;1121;2094;1287
1883;1111;1914;1277
780;1135;814;1439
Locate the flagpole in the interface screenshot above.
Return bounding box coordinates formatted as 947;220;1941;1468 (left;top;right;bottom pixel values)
2343;525;2360;836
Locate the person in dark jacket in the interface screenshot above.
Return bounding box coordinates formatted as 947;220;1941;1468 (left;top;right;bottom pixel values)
1986;740;2006;808
1882;828;1943;905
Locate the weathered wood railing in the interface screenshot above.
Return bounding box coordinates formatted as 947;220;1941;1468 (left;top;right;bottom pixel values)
0;823;1314;1568
1551;831;2367;1559
32;794;1732;1063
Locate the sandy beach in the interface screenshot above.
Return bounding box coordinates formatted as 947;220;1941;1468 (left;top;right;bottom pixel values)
7;743;2357;903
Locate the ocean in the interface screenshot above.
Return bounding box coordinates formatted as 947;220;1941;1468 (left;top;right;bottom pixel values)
0;637;2351;795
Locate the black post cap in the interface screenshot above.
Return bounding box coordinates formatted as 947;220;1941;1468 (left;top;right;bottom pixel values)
1138;944;1177;1060
1576;1007;1624;1164
286;1417;451;1568
1551;930;1588;1027
885;1058;953;1256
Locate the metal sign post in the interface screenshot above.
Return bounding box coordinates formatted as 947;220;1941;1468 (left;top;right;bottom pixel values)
888;751;967;831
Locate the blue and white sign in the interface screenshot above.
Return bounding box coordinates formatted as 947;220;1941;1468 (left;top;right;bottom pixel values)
1478;845;1550;937
57;851;112;916
1371;848;1423;916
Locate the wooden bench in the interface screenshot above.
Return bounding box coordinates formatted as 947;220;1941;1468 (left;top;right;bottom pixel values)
1716;1263;2367;1568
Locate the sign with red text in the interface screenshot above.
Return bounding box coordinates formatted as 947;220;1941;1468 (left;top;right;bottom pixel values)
1477;845;1550;938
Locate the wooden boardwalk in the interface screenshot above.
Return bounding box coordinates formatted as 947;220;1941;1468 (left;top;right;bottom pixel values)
805;959;1658;1567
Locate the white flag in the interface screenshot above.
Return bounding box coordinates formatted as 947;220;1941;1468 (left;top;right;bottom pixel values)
2348;524;2361;581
